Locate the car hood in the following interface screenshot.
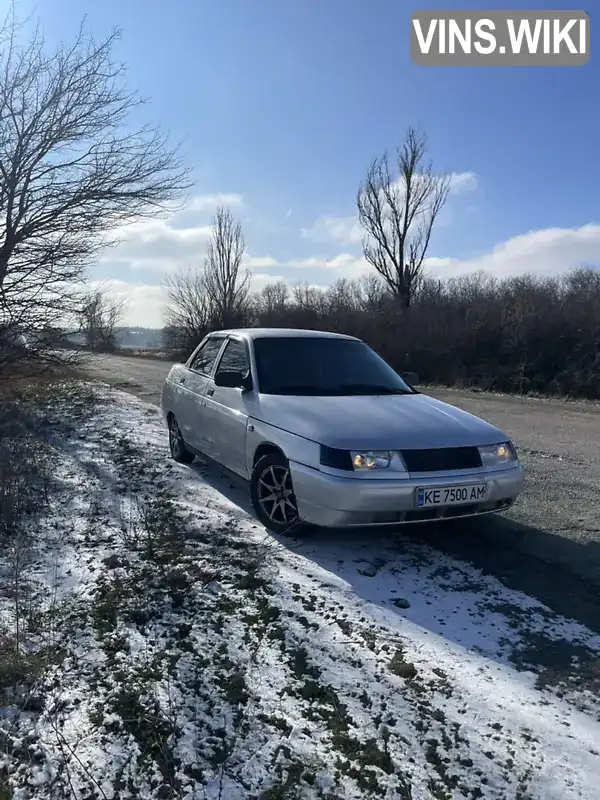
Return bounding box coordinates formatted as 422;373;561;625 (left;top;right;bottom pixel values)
253;393;508;450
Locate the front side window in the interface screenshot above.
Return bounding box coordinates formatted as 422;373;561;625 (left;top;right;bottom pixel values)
189;337;224;375
215;339;249;376
253;337;413;396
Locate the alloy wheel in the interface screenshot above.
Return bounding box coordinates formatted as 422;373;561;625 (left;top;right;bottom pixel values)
169;417;183;458
256;464;298;525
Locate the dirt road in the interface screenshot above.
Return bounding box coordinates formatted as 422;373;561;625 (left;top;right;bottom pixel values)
83;352;600;628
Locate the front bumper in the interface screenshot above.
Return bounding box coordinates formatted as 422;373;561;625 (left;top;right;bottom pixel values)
290;462;524;528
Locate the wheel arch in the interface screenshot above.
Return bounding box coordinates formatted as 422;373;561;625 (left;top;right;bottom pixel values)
252;442;286;468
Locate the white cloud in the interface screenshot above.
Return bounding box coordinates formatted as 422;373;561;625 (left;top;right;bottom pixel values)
448;171;478;194
301;215;363;247
101;217;286;279
100;193;245;273
241;253;369;277
243;254;281;270
250;273;296;293
288;253;369;277
102;218;213;271
424;224;600;279
104;215;600;303
88;280;169;328
185;193;244;212
258;224;600;284
395;170;478;196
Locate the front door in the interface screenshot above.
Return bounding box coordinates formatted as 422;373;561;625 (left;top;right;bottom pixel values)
177;336;226;451
202;337;252;477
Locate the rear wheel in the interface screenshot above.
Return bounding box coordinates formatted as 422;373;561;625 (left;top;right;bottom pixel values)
250;452;305;535
168;414;195;464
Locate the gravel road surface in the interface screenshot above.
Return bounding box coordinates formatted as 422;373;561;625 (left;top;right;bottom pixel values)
83;352;600;631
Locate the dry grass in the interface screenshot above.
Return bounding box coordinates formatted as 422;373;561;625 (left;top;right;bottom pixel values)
0;372;100;794
0;361;83;400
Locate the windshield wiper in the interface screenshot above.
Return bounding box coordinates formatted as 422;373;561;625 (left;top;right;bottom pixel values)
338;384;412;395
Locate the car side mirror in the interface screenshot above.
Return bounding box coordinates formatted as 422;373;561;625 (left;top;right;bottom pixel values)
401;371;419;387
214;369;253;390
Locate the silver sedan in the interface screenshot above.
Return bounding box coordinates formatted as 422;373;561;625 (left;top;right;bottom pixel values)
161;328;524;535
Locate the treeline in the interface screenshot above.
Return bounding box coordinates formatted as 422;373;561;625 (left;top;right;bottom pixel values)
164;267;600;399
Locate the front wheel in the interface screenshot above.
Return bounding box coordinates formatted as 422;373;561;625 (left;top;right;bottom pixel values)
250;452;306;535
168;414;195;464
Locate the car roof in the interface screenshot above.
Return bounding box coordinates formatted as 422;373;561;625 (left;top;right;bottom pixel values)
211;328;361;342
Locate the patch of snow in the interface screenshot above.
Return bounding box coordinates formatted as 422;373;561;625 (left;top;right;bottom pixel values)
1;385;599;799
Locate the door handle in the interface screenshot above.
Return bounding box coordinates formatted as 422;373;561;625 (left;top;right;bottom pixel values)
179;376;186;384
206;387;214;396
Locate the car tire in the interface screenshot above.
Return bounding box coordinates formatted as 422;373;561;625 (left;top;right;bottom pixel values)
250;452;306;536
168;414;195;464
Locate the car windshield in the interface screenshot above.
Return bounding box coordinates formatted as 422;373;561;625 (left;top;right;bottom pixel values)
253;336;413;396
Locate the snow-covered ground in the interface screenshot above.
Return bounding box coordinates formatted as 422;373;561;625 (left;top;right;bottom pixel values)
1;384;599;799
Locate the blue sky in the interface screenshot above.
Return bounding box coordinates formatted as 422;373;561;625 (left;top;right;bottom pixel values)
16;0;600;325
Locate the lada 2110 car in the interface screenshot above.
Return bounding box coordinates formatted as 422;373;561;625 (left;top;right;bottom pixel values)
161;328;524;535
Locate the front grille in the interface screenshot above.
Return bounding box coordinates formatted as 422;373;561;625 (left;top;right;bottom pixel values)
400;446;482;473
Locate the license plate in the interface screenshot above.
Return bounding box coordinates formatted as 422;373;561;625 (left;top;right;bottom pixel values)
416;483;487;508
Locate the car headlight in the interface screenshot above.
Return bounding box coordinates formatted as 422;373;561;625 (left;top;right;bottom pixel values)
478;442;517;466
351;450;398;470
319;446;407;473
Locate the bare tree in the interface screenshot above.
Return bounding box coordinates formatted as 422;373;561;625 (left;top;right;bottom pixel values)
356;127;450;308
355;274;388;312
163;267;210;355
0;6;191;372
202;206;251;328
163;208;251;353
257;281;289;316
251;280;289;326
292;282;325;313
79;289;126;352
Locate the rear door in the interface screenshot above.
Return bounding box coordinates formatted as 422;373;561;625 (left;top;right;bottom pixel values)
176;336;226;451
201;336;253;477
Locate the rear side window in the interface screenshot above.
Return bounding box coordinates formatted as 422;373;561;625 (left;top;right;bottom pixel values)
215;339;249;375
189;338;224;375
